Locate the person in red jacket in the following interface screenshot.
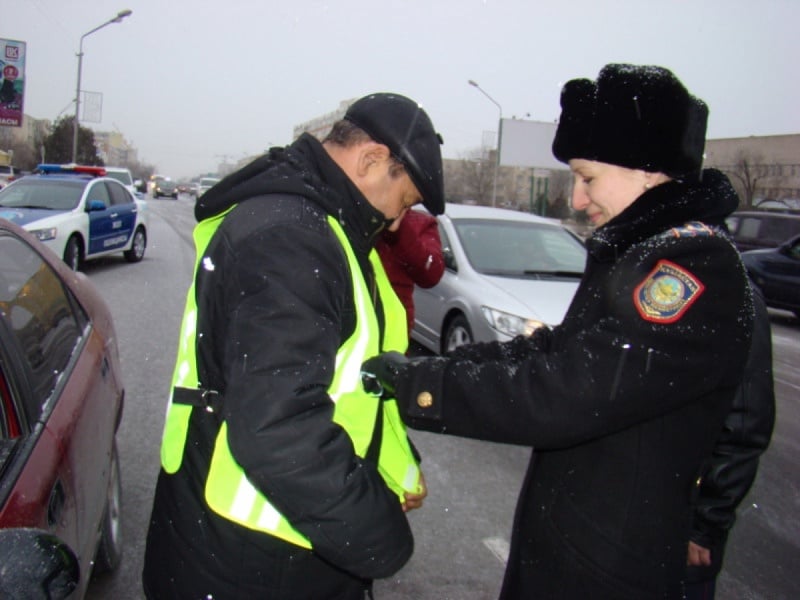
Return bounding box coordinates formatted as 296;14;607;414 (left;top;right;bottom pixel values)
376;209;444;337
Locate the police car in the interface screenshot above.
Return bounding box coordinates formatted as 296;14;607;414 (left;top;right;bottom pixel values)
0;164;148;270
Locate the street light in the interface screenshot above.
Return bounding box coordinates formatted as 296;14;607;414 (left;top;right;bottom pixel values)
72;9;133;163
468;79;502;207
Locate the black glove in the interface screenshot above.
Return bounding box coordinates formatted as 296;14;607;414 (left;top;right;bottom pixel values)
361;351;409;398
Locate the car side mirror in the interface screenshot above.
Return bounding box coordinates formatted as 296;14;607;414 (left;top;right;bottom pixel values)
87;200;107;211
780;241;800;260
443;246;457;271
0;528;80;599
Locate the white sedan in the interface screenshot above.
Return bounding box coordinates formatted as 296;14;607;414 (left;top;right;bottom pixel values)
412;203;586;354
0;164;148;270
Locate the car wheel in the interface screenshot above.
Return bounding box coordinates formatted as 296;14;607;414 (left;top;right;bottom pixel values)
443;314;473;353
63;235;82;271
124;227;146;263
93;442;122;574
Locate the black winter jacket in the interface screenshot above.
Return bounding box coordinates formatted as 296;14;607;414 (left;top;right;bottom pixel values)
687;282;775;583
394;169;754;599
143;135;412;598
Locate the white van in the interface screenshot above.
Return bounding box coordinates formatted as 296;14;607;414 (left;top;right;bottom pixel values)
104;166;136;195
0;164;18;189
197;177;221;198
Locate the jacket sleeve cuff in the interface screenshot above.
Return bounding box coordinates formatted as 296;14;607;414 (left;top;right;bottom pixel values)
395;359;447;425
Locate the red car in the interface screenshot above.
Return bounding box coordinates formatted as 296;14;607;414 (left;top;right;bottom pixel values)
0;218;124;597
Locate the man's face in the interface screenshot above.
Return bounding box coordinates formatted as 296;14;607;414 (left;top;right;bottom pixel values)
363;158;423;232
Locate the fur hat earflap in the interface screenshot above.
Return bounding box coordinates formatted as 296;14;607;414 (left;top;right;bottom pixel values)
552;64;708;181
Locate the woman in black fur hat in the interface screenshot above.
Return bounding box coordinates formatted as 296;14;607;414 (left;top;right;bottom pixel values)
363;64;756;599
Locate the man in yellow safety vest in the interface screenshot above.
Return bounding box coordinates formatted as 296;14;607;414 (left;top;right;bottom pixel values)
142;93;444;599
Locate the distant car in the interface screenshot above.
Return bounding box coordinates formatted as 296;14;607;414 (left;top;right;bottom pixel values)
0;164;148;270
412;203;586;354
146;174;166;196
196;177;221;198
742;233;800;319
153;178;178;199
0;217;124;598
726;210;800;252
176;182;191;195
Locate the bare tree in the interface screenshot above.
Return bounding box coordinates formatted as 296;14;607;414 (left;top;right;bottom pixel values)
458;147;494;205
547;170;573;219
499;168;526;210
720;150;770;209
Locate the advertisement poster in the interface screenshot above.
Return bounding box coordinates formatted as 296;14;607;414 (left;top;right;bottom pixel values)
0;39;26;127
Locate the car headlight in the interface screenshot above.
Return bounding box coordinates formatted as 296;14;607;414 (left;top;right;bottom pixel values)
30;227;57;242
481;306;546;338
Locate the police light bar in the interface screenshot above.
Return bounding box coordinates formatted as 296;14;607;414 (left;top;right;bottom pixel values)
36;164;107;177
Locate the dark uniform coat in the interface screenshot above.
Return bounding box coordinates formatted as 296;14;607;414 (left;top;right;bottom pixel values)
143;135;412;599
394;169;754;599
686;282;775;585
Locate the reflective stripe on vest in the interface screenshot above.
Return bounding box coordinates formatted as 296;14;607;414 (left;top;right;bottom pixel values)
160;211;418;549
161;206;235;474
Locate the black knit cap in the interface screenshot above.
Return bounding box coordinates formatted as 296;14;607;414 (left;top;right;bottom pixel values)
344;93;445;215
552;64;708;181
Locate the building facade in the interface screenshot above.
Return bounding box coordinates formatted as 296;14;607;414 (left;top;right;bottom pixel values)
93;129;137;166
292;99;355;142
704;134;800;209
292;102;799;214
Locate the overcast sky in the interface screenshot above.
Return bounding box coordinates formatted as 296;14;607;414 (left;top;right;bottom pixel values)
4;0;798;179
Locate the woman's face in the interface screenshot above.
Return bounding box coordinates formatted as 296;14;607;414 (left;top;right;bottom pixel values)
568;159;649;227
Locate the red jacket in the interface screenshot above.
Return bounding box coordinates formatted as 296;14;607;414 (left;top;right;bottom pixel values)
376;210;444;335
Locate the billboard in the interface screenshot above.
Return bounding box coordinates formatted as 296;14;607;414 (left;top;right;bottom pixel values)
498;118;564;170
0;38;26;127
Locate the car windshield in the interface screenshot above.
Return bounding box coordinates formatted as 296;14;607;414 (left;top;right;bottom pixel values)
453;218;586;277
200;178;219;187
0;179;84;211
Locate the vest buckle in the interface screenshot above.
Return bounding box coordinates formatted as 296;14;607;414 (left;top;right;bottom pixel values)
201;389;222;413
172;386;224;413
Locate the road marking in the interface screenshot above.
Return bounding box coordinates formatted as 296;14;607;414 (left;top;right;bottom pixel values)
774;376;800;393
483;536;509;564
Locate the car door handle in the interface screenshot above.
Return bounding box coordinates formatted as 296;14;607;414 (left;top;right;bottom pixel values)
47;480;66;527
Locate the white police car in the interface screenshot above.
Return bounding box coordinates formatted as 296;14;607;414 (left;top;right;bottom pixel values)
0;164;148;270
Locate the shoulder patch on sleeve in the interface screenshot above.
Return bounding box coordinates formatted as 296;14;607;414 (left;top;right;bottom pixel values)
633;259;705;323
661;221;715;239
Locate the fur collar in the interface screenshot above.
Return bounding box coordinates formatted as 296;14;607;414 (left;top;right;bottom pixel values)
586;168;739;261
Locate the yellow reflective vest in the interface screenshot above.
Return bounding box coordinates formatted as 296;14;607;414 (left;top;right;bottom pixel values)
160;209;419;549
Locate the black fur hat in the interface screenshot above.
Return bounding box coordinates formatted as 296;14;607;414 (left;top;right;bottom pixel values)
552;64;708;181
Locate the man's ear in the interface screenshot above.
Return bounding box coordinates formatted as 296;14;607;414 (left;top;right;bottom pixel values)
356;143;391;177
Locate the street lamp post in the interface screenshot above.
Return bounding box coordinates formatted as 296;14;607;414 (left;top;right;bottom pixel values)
72;9;132;164
468;79;503;207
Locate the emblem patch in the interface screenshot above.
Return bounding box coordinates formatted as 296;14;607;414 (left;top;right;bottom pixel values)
663;221;715;239
633;260;704;323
